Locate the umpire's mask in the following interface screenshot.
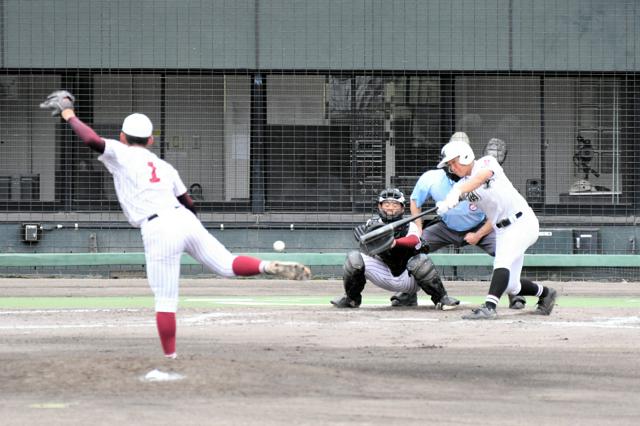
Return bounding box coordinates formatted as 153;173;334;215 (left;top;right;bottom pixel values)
484;138;508;165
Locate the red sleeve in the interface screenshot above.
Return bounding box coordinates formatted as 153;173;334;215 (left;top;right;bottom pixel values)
394;234;420;248
177;192;197;216
67;116;105;153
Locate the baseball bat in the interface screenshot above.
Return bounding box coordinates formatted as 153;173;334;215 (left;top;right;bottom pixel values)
359;206;439;245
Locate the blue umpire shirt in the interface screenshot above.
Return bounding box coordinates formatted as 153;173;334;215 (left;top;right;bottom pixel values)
410;169;486;232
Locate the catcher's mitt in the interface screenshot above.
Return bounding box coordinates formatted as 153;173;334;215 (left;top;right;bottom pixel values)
40;90;75;116
355;219;395;256
353;218;378;241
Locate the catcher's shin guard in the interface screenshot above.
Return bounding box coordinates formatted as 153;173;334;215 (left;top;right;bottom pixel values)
343;250;366;303
407;254;446;304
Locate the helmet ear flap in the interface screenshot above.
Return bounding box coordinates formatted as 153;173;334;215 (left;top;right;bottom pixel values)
444;166;461;182
440;149;460;182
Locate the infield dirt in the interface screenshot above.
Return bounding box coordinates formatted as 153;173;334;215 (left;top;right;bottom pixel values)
1;278;639;425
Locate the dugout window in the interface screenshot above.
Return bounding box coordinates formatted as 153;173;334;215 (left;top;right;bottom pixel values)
264;75;353;211
454;75;542;199
545;77;627;207
89;73;252;207
0;74;58;205
388;76;442;197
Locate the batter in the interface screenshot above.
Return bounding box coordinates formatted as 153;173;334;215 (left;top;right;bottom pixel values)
436;137;557;319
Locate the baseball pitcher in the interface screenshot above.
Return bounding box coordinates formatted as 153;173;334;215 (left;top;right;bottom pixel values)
41;90;311;358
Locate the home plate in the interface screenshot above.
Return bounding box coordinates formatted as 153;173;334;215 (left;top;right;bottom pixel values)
140;369;185;382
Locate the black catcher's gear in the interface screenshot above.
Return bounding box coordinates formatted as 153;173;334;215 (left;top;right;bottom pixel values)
377;187;405;223
484;138;508;165
342;250;366;303
406;253;456;307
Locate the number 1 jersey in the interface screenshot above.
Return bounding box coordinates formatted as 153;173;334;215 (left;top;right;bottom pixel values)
99;139;187;227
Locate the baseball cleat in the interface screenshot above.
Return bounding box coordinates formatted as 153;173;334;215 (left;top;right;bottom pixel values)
533;288;557;315
330;295;361;308
462;304;497;320
435;294;460;311
509;294;527;310
390;292;418;307
265;261;311;280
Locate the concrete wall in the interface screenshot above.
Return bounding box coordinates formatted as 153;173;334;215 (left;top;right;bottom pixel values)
3;0;639;71
1;223;638;280
1;222;638;256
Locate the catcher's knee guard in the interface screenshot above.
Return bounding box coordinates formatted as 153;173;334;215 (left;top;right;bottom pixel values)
343;250;366;303
407;254;446;304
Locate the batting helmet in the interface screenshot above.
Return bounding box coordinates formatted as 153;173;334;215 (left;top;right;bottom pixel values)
437;133;475;169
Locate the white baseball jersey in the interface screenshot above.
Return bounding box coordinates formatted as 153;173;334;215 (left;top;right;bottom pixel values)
456;155;532;227
456;155;539;296
98;139;186;227
362;222;422;294
98;138;237;313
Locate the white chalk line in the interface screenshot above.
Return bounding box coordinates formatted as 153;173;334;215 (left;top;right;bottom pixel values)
1;306;640;331
0;308;142;315
380;318;439;322
185;298;330;306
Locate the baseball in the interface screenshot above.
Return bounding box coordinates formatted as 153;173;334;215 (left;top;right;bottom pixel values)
273;240;286;252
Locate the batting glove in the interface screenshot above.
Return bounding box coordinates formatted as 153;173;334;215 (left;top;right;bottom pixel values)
443;187;462;209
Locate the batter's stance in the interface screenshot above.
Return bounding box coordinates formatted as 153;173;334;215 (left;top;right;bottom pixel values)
40;90;311;358
392;132;526;309
436;137;557;319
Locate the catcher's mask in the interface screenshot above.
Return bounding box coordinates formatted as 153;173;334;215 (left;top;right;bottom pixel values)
377;188;405;223
484;138;508;165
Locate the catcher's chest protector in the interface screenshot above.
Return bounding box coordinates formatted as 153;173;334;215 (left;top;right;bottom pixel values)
378;222;417;276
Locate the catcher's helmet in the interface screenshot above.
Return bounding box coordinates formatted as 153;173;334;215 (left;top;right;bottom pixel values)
377;188;405;223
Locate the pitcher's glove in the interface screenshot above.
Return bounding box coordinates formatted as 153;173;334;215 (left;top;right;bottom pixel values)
40;90;75;116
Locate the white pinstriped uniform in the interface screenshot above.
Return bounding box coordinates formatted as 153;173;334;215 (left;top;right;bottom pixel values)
360;222;422;294
99;139;236;312
457;155;539;296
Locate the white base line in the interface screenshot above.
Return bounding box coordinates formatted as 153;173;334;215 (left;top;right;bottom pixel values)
0;308;142;315
1;311;640;331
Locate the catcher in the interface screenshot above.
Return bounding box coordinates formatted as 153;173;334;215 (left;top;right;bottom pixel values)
331;188;460;309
